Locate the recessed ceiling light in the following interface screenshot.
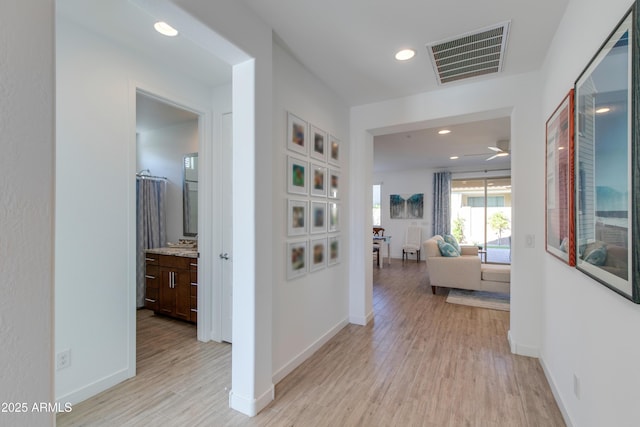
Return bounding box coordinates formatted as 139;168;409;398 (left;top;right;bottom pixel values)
450;156;459;160
595;107;610;114
395;49;416;61
438;129;451;135
154;21;178;37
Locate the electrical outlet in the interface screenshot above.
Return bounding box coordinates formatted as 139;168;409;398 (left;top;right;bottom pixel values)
573;373;580;399
56;349;71;371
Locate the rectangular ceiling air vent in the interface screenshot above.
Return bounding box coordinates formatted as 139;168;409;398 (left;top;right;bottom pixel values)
427;21;510;85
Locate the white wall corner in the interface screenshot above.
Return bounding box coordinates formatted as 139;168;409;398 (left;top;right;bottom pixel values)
272;317;349;384
349;310;374;326
229;384;275;417
539;355;575;427
507;330;539;358
57;368;131;406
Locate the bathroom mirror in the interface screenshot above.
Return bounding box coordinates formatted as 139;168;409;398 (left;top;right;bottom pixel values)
183;153;198;237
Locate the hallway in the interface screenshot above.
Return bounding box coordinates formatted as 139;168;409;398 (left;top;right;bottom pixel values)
58;261;564;426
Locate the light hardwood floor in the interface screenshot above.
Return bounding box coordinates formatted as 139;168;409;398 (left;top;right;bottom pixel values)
57;261;565;427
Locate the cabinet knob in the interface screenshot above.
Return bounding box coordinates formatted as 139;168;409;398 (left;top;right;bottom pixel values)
219;253;229;260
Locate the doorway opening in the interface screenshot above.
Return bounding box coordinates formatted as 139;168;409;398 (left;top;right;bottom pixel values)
136;92;200;340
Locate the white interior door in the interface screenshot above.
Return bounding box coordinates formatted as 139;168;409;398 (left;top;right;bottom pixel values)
221;112;233;343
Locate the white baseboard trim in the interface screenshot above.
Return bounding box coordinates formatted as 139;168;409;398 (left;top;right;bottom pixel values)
507;330;539;358
229;384;274;417
539;354;574;427
272;317;349;384
349;309;373;326
56;368;132;406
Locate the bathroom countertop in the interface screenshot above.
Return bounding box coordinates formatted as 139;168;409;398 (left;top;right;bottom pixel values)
146;247;198;258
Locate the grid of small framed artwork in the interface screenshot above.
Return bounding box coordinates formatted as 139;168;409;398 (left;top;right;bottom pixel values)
286;111;341;280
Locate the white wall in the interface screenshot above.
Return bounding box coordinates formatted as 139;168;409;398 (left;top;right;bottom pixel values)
373;169;433;259
271;42;351;382
163;0;276;415
55;16;218;404
137;120;199;243
0;1;55;426
350;71;545;356
540;0;640;425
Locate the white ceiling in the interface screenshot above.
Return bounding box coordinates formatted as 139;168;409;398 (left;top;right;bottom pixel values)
242;0;569;106
136;94;199;133
374;116;511;173
57;0;570;172
57;0;231;132
240;0;567;172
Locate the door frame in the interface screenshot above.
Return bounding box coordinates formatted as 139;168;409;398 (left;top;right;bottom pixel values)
129;82;221;375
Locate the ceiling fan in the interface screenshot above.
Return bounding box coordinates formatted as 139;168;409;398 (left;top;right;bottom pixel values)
462;140;510;161
486;140;510;161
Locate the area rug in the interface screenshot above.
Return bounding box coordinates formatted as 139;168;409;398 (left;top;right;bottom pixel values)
446;289;510;311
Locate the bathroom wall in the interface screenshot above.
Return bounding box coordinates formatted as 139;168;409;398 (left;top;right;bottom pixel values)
137;120;199;243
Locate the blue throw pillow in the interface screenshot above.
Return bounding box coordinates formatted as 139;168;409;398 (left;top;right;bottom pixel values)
584;245;607;266
443;234;460;254
437;239;459;257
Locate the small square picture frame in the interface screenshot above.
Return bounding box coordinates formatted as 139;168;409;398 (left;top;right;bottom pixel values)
287;112;308;155
287;155;308;195
310;237;327;272
328;202;339;232
328;235;340;266
310;125;327;161
328;135;340;166
287;240;307;280
310;201;327;234
287;199;308;236
310;163;327;197
328;168;340;199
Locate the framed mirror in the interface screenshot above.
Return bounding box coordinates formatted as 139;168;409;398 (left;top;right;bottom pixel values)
183;153;198;237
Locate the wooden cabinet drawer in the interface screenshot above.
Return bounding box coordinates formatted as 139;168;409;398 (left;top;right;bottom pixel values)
159;254;191;270
144;288;159;311
145;254;159;266
145;265;159;289
190;296;197;322
190;282;197;297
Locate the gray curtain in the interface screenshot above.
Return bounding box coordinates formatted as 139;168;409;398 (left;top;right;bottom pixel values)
432;171;451;237
136;178;167;308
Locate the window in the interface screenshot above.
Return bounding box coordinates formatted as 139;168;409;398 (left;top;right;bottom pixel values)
466;196;505;207
373;184;381;226
451;177;511;264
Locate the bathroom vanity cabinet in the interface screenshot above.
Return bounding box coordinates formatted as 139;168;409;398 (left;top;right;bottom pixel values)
145;252;197;323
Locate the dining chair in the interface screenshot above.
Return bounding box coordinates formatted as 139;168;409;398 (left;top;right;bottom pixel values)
373;227;385;267
402;225;422;262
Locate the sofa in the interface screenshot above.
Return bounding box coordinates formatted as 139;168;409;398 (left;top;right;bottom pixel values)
423;235;510;294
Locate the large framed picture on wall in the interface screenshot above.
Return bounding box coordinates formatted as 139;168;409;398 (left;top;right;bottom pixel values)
574;5;640;302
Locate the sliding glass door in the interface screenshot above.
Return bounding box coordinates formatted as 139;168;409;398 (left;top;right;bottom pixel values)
450;177;511;264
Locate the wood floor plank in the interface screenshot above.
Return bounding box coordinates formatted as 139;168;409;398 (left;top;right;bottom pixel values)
57;260;565;426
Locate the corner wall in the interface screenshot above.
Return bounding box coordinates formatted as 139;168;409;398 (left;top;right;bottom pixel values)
55;16;218;404
540;0;640;425
271;42;351;382
0;1;55;426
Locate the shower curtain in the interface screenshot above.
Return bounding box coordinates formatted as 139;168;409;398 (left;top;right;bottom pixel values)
136;178;167;308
